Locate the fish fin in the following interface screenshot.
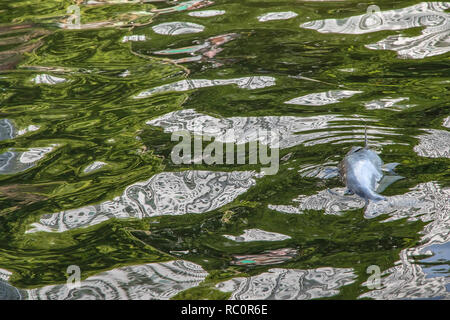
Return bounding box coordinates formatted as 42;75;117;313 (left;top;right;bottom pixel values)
382;162;400;174
376;175;404;194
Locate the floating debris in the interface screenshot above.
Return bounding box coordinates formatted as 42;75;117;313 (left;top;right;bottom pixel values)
216;267;356;300
135;76;276;98
301;2;450;59
31;74;66;85
414;129;450;158
188;10;226;17
27;170;257;233
231;248;298;266
284;90;362;106
223;229;291;242
152;22;205;35
257;11;298;22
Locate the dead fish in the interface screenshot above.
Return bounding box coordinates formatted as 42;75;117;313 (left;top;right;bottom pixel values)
338;127;403;203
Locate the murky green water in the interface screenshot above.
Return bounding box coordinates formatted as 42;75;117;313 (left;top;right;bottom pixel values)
0;0;448;300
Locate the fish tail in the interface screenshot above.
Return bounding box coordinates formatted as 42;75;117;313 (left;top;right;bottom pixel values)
367;190;386;202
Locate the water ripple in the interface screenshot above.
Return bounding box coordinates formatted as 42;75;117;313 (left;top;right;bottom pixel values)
216;267;356;300
27;170;257;233
301;2;450;59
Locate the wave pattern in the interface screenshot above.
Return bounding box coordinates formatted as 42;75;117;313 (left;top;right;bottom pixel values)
152;22;205;35
216;267;356;300
223;229;291;242
301;2;450;59
25;260;208;300
414;129;450;158
284;90;361;106
135;76;276;98
27;170;256;233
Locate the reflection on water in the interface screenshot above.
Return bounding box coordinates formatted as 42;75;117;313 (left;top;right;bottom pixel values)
30;74;66;85
0;0;448;300
0;145;57;175
188;10;225;17
216;267;356;300
284;90;362;106
223;228;291;242
257;11;298;22
135;76;275;98
1;261;208;300
420;242;450;279
414;129;450;158
152;21;205;35
27;170;256;233
364;97;413;111
231;248;298;266
301;2;450;59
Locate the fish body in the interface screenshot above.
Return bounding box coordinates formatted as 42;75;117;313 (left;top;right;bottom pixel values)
339;146;386;202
